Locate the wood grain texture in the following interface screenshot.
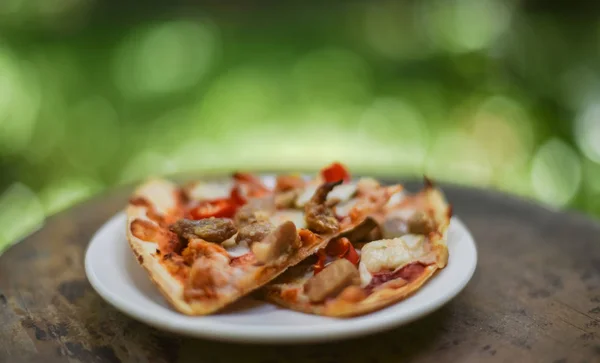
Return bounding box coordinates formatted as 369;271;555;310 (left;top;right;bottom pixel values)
1;181;600;363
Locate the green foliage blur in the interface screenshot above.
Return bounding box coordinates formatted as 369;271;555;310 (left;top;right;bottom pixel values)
0;0;599;251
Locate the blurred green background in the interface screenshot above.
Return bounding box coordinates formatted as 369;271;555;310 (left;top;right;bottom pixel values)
0;0;599;252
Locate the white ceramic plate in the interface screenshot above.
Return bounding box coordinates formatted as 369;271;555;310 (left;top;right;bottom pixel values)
85;210;477;344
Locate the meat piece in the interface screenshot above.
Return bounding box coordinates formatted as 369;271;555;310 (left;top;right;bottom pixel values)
304;180;342;234
274;190;298;209
170;218;237;243
365;262;425;292
251;221;299;263
234;196;274;228
380;210;435;238
382;217;409;238
236;220;274;245
304;259;361;302
407;211;435;235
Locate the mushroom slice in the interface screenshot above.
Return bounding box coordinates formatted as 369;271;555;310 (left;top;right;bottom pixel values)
170;218;237;243
236;220;274;246
304;180;342;234
251;221;299;264
304;259;361;303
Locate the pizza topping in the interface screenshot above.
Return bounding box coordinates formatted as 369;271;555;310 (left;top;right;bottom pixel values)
275;174;305;192
321;162;351;183
181;239;229;265
274;190;298;209
359;236;427;276
381;217;410;238
251;221;300;264
304;180;342;234
190;199;238;219
358;235;435;286
356;177;381;195
381;210;435;238
184;256;232;300
348;185;403;224
236;220;274;246
230;253;257;267
234;197;274;228
325;237;360;265
304;259;361;303
407;211;435;235
365;262;425;291
233;172;270;198
326;183;358;205
170;218;237;243
295;184;318;208
131;219;183;253
269;209;306;229
185;181;233;201
312;249;327;274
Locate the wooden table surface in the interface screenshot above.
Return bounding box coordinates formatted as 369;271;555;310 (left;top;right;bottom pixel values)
1;182;600;363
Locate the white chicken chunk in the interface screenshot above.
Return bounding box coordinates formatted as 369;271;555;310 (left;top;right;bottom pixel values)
358;235;429;286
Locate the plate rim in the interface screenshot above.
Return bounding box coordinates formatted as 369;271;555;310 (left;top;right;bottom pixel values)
85;212;477;344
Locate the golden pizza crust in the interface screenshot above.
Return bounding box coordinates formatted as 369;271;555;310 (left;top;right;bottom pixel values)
125;179;331;315
262;265;438;317
261;182;451;317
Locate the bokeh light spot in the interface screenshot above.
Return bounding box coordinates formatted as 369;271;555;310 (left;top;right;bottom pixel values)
0;0;23;16
470;96;535;172
120;150;177;184
0;46;42;154
426;131;493;186
0;183;44;252
574;102;600;164
359;98;429;172
64;96;120;171
419;0;512;53
39;176;103;215
113;20;218;98
292;48;371;106
194;67;283;137
364;2;431;60
531;139;582;207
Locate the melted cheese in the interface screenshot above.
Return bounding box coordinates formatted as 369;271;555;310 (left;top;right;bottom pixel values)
335;198;358;218
359;235;427;277
385;191;406;208
226;241;251;257
269;209;306;229
359;261;373;287
295;184;318;208
328;182;357;202
187;181;233;201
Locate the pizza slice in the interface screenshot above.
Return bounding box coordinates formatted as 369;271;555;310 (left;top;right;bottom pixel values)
261;178;452;317
125;164;363;315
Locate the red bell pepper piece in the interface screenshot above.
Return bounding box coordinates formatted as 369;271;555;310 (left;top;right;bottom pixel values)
190;199;238;219
321;162;351;183
325;237;360;265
